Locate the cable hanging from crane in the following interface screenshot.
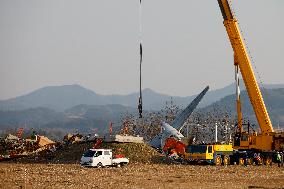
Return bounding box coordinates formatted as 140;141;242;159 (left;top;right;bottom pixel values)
227;0;271;109
138;0;143;118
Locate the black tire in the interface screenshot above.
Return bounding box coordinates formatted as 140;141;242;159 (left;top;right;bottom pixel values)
97;162;103;168
223;155;230;166
264;157;272;166
239;158;245;166
215;155;222;166
246;158;253;165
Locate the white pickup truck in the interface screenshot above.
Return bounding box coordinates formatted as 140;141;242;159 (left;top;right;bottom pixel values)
80;149;129;168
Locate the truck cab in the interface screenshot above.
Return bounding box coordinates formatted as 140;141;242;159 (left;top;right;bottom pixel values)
81;149;112;167
184;144;233;165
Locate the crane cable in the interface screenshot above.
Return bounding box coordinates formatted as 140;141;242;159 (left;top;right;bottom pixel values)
228;0;272;111
138;0;143;118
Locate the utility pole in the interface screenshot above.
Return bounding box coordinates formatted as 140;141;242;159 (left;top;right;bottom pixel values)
215;122;218;143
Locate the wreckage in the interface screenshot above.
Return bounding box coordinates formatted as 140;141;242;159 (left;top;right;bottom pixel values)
0;133;56;161
149;86;209;149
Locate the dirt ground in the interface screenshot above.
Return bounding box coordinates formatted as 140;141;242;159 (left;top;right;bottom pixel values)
0;163;284;189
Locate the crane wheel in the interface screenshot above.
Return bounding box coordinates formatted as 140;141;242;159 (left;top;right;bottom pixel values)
256;158;263;165
239;158;245;166
215;155;222;166
246;158;253;165
264;157;272;166
223;156;230;166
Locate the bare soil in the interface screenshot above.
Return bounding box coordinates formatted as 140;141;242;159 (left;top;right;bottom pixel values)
0;163;284;189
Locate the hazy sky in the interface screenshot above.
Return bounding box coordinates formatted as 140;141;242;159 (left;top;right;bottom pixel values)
0;0;283;100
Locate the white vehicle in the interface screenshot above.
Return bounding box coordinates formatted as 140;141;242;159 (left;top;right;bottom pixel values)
80;149;129;168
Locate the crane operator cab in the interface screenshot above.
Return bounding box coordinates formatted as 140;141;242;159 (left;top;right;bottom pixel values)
234;132;250;148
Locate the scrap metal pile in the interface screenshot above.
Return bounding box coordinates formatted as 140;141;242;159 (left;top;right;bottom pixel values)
0;133;56;161
0;128;165;164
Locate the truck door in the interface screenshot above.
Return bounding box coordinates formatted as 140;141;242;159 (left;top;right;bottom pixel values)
93;150;103;165
103;150;112;166
207;145;213;160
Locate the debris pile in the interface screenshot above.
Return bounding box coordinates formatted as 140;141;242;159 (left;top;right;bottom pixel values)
0;133;56;160
100;143;162;163
63;133;84;144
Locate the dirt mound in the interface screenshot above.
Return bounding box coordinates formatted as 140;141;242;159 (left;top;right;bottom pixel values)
12;142;163;164
101;143;162;163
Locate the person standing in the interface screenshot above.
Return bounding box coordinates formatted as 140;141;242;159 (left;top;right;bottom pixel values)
281;152;284;167
276;152;282;168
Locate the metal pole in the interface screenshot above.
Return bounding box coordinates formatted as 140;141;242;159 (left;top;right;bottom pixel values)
215;122;218;143
187;124;189;138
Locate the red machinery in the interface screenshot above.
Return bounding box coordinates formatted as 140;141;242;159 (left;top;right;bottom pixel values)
163;137;186;156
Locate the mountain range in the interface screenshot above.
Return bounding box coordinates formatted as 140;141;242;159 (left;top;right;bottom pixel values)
1;82;284;112
202;88;284;127
0;82;283;139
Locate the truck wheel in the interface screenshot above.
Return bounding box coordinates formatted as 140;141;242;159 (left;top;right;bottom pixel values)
239;158;244;166
116;163;121;168
215;155;222;166
97;162;103;168
223;155;230;166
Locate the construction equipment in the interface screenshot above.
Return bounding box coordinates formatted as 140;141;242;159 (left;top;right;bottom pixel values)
217;0;284;164
163;137;233;165
185;144;233;165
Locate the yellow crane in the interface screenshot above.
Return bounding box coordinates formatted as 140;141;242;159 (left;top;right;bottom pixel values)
217;0;284;164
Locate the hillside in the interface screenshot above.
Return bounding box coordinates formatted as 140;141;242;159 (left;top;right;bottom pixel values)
0;85;192;112
202;88;284;126
0;83;283;112
0;85;108;112
0;107;64;127
0;84;283;139
0;104;137;139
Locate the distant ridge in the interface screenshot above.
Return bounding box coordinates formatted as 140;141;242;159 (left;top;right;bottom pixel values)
201;88;284;127
0;85;283;139
0;82;283;112
0;104;137;139
0;84;107;112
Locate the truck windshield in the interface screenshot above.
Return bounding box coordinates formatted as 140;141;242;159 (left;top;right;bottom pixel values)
186;145;207;153
83;150;96;157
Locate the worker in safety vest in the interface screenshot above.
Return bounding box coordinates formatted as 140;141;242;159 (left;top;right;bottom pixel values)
276;152;282;167
281;152;284;167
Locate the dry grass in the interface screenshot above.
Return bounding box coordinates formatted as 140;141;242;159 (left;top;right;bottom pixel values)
0;163;284;189
2;142;284;188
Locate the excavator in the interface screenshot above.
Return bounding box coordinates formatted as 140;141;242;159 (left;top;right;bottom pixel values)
163;0;284;166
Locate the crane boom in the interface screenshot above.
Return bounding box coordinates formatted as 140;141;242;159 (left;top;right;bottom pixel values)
217;0;273;135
